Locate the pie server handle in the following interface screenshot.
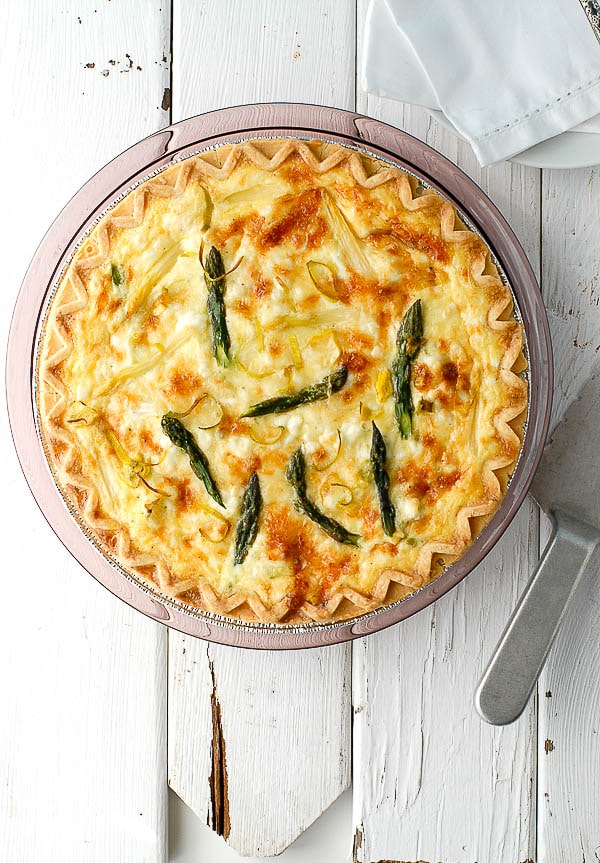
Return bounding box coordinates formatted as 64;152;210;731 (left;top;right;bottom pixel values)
475;508;600;726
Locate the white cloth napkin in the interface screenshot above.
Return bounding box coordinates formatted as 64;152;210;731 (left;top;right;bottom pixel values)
363;0;600;165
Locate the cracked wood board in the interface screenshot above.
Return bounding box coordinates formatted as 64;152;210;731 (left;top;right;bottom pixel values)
168;640;351;856
537;166;600;863
166;0;354;855
0;2;170;861
351;33;540;856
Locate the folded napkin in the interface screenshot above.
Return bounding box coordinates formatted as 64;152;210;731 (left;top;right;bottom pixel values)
363;0;600;164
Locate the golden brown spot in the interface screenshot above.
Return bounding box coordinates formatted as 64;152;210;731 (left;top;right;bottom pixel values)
278;154;313;185
390;220;449;263
96;283;110;314
210;215;248;248
413;363;433;391
286;573;310;614
268;339;283;358
441;361;458;385
352;372;370;393
51;438;69;460
458;373;471;394
263;507;318;602
139;429;163;455
253;273;272;299
144;313;160;331
338;273;408;318
358;505;379;540
340;351;369;373
231;298;250;313
259;189;328;251
397;463;431;498
223;452;246;481
179;588;202;605
345;330;375;352
377;541;399;555
219;413;250;436
426;470;462;504
68;483;88;512
311;447;328;469
264;506;296;562
320;553;353;597
174;478;196;511
414;477;431;497
165;370;203;399
243;454;262;476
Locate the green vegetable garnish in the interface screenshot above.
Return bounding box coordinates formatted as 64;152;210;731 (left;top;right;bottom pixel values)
242;365;348;418
201;245;232;368
110;263;125;291
161;414;224;507
286;449;360;547
391;299;423;438
233;472;262;565
370;422;396;537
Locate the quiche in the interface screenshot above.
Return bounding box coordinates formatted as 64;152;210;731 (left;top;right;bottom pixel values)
36;137;527;624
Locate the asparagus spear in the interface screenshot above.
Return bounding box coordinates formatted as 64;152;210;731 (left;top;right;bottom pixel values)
233;471;262;565
161;414;224;507
202;245;231;368
391;299;423;438
286;449;360;547
370;422;396;537
242;365;348;418
110;263;125;292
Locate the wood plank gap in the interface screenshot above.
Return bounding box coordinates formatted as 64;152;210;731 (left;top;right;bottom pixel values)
207;653;231;840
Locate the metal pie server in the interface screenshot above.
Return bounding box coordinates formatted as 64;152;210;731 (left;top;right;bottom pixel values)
475;368;600;725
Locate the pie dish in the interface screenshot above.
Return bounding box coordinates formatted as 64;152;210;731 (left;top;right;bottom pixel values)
36;134;527;625
7;104;551;646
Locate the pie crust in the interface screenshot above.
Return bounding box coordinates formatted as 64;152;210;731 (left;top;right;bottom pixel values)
36;138;528;624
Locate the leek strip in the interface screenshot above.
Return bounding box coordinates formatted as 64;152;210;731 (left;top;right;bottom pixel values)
323;191;375;277
97;328;195;397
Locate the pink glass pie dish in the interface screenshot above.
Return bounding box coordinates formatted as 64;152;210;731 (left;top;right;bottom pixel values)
6;104;552;648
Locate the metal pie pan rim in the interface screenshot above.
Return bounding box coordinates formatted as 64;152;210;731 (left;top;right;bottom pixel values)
6;102;553;649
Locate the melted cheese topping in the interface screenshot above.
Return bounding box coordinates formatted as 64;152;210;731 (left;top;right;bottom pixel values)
38;140;526;622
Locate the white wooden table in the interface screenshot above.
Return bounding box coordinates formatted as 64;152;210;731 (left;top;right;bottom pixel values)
2;3;599;861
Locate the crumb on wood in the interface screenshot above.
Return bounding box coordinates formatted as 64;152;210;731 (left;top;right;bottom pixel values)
544;738;555;753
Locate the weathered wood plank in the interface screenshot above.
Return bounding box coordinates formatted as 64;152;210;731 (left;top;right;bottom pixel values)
169;640;351;857
0;2;170;861
167;0;355;855
537;166;600;863
351;91;540;863
172;0;355;115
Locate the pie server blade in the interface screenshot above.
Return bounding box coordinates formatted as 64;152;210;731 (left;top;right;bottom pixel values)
475;367;600;725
